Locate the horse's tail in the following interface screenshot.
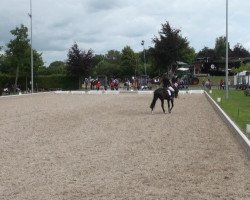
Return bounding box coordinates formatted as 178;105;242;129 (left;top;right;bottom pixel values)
150;92;158;111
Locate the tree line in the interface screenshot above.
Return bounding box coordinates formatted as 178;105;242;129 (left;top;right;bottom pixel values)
1;21;249;91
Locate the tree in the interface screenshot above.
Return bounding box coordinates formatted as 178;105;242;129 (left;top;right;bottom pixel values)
5;24;43;91
66;43;94;88
93;54;105;67
93;51;122;78
231;61;250;74
105;50;121;64
196;47;216;59
0;54;9;74
95;60;120;78
214;36;231;59
48;61;66;74
230;43;250;58
180;47;196;65
37;66;49;75
151;21;193;75
5;24;30;90
120;46;137;78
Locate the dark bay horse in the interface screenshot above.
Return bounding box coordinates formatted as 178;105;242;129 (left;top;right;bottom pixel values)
150;84;179;114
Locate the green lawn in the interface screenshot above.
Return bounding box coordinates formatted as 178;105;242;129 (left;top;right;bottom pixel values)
208;89;250;138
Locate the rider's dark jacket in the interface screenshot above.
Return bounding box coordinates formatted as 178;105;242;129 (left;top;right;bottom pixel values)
163;78;171;89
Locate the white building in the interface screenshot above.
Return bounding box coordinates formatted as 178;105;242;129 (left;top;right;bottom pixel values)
234;71;250;88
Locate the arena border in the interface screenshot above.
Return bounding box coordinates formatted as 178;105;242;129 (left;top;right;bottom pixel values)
205;91;250;157
179;90;204;94
53;89;205;95
0;91;52;98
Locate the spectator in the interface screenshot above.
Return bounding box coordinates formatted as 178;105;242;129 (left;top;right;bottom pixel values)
205;79;212;90
96;80;101;90
202;79;205;88
126;79;130;90
220;79;224;90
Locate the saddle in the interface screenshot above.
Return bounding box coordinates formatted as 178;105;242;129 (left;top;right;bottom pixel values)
164;86;174;97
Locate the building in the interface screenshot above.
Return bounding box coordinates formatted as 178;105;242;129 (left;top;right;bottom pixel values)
194;57;250;76
234;70;250;89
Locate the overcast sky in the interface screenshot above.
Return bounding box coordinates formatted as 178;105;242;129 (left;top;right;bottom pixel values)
1;0;249;66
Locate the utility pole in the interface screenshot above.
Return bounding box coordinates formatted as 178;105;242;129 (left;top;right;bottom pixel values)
29;0;34;93
141;40;146;75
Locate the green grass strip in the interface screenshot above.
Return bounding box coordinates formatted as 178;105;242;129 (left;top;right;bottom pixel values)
208;89;250;138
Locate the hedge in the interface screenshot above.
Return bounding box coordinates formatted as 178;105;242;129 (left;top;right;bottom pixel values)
0;74;79;91
36;75;79;90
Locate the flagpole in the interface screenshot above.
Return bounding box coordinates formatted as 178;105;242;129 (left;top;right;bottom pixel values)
30;0;33;93
225;0;229;99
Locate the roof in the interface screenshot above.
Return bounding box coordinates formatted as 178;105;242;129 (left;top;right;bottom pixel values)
177;67;189;71
171;61;189;66
176;61;189;66
237;71;250;76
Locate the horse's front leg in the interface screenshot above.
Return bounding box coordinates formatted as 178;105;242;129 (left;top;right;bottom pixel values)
169;99;174;113
161;99;166;114
167;99;171;113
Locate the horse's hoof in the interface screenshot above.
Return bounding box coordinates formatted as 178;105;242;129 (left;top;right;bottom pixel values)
151;110;154;114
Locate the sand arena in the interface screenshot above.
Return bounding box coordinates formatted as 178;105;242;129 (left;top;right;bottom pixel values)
0;93;249;199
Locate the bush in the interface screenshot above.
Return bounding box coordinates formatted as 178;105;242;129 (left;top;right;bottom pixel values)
244;89;250;96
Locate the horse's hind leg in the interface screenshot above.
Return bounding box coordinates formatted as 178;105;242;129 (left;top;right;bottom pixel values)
161;99;166;113
150;94;158;114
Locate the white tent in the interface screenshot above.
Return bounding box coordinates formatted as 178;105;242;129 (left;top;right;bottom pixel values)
234;71;250;86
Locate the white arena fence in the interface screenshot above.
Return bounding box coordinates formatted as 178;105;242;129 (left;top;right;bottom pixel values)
54;90;204;95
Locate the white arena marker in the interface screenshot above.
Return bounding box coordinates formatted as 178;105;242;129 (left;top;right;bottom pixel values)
188;90;204;94
137;91;153;95
55;91;69;94
247;124;250;134
87;90;103;94
71;91;86;95
104;91;119;94
178;90;188;94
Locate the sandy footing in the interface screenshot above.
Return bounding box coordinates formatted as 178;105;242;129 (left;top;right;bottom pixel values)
0;93;249;199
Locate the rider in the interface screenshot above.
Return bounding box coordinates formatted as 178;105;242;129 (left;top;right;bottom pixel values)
96;79;101;90
162;74;174;96
162;74;171;89
171;75;179;98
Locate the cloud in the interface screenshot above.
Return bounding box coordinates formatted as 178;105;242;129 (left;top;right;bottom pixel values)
1;0;250;65
85;0;128;12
